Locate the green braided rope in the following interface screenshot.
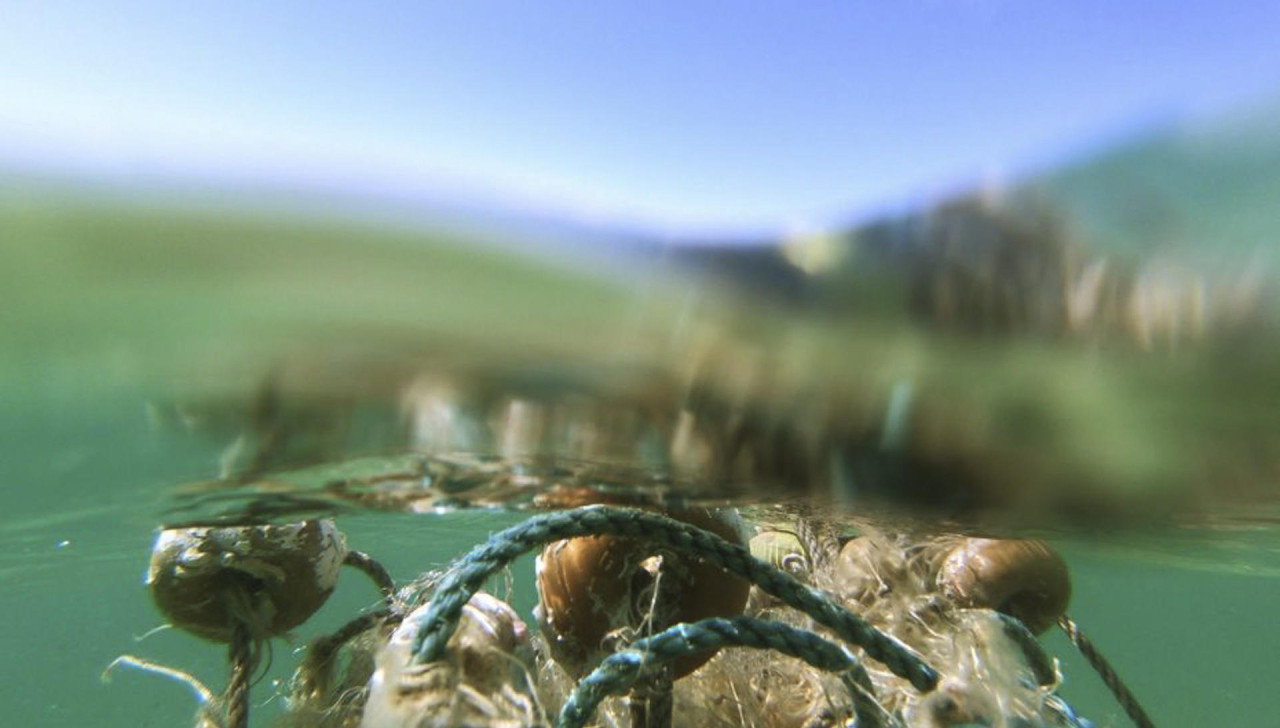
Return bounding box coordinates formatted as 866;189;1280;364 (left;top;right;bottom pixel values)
994;612;1058;687
407;506;938;692
557;616;884;728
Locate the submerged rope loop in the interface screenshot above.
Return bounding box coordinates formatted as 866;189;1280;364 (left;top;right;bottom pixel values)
408;506;938;692
557;616;881;728
343;550;399;607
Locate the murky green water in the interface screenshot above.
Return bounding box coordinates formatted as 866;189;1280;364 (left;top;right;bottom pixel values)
3;187;1279;728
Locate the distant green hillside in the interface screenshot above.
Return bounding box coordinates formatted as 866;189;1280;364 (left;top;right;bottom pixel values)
0;186;670;404
1035;98;1280;268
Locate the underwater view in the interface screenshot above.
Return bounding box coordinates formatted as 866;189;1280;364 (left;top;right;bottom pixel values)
4;3;1280;727
5;157;1280;727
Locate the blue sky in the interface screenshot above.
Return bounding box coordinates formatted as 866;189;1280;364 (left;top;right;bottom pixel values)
3;1;1279;234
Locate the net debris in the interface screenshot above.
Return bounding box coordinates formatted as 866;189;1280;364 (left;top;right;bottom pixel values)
111;506;1155;727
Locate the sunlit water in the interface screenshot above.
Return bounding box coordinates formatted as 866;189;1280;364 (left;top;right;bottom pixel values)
3;186;1279;728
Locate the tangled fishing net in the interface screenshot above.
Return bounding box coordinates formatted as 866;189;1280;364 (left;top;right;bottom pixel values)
107;489;1163;728
148;506;1142;728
